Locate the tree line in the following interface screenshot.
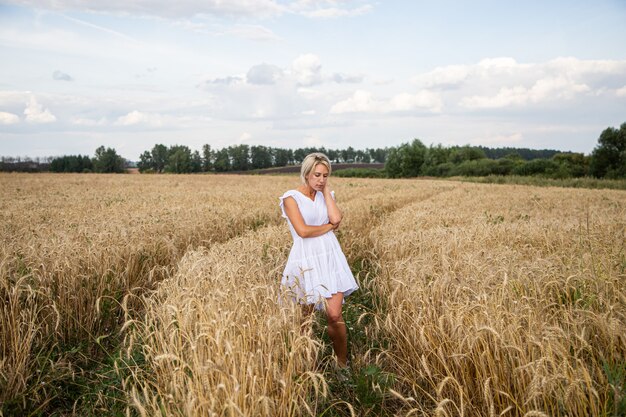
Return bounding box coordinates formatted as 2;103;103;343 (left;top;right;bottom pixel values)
0;146;127;173
384;123;626;179
0;156;53;172
1;122;623;178
48;146;127;173
476;146;562;160
136;144;389;173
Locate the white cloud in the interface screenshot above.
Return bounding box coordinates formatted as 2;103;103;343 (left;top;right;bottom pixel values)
531;76;590;99
24;95;56;123
388;92;443;112
330;90;375;113
410;56;626;110
0;111;20;124
247;63;283;85
546;57;626;79
460;76;590;109
616;86;626;97
115;110;163;127
330;89;442;114
291;54;323;86
0;90;30;106
412;64;469;88
204;55;361;94
475;57;521;72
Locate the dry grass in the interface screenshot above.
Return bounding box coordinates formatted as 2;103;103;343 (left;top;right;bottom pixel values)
1;173;624;416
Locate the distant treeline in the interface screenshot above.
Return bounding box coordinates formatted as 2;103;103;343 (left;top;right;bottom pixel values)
476;146;562;160
0;144;568;174
1;146;128;173
135;144;567;174
383;142;590;179
136;145;389;173
0;156;52;172
1;123;623;179
381;123;626;179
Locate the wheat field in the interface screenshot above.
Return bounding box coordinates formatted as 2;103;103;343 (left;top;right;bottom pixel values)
1;173;624;416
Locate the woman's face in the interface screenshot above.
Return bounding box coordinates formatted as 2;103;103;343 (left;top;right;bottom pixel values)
306;163;329;191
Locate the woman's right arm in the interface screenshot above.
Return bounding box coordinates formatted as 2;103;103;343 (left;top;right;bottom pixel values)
283;197;336;238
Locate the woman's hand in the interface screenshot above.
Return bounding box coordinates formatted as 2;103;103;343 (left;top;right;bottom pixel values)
323;181;342;225
322;180;332;197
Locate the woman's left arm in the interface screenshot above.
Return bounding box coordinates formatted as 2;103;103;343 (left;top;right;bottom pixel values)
323;185;342;225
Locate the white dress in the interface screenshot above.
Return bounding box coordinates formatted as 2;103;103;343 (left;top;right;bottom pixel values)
279;189;359;307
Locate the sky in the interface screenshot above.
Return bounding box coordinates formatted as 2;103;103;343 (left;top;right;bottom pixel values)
1;0;625;160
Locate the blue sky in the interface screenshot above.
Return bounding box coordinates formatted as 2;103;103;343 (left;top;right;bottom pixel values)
1;0;625;160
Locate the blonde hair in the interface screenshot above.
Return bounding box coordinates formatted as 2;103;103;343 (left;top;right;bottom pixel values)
300;152;331;184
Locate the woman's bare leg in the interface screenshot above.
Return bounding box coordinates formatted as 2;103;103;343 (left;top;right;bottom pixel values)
325;292;348;366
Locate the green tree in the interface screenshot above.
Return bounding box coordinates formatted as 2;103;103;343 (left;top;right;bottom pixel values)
250;145;273;169
81;155;93;172
552;152;588;178
326;149;340;163
228;145;250;171
166;145;193;173
385;139;427;178
137;151;153;173
273;148;292;167
449;146;486;164
503;152;523;162
213;148;231;172
590;123;626;178
451;159;500;176
355;149;371;163
422;144;452;175
151;144;168;173
191;150;202;173
511;159;559;176
368;148;388;163
50;155;90;173
202;144;213;172
293;148;307;163
341;146;356;162
93;146;125;173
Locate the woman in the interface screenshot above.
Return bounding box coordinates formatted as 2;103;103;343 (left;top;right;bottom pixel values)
279;152;359;368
